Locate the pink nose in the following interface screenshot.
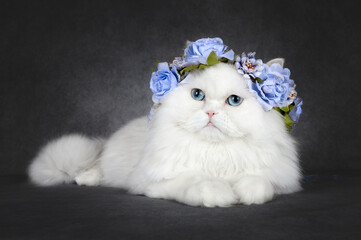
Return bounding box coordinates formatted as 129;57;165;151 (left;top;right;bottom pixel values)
207;110;215;119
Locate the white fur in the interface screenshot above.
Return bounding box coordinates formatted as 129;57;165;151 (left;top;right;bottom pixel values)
29;134;103;186
29;63;301;207
75;168;102;186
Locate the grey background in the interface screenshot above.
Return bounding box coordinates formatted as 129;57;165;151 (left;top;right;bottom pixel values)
1;0;360;175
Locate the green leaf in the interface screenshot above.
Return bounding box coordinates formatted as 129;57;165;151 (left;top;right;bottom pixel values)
280;105;290;113
289;104;295;112
198;64;208;69
274;108;294;131
273;107;283;114
280;103;296;114
207;51;218;66
284;114;295;126
180;65;199;75
255;77;263;84
284;114;295;132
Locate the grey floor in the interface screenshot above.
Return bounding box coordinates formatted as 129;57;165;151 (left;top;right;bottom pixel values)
1;172;360;240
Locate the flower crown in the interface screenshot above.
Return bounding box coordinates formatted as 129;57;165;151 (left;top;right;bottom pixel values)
149;37;302;131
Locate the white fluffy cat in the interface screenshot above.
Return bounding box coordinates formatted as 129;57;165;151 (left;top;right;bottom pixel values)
29;61;301;207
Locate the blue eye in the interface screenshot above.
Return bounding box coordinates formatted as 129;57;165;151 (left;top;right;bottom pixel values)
191;89;205;101
227;95;243;106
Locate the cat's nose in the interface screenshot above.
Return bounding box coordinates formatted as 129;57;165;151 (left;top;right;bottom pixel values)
207;110;216;119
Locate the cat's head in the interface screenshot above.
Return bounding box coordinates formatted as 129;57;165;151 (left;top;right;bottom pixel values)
148;38;302;142
151;62;280;142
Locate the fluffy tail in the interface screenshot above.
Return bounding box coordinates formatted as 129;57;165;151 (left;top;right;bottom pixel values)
28;134;103;186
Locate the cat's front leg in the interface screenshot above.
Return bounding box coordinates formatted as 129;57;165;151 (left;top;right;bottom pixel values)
232;175;274;205
144;172;237;207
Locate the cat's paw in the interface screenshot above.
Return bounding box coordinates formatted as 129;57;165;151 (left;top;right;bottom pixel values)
183;179;237;207
144;183;168;199
233;176;274;205
75;168;102;186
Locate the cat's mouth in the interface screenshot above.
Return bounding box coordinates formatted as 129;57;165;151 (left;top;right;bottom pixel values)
205;121;221;132
198;121;227;142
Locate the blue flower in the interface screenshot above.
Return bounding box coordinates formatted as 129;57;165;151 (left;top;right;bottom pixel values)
235;52;264;79
289;97;303;124
184;38;234;66
248;63;296;111
150;62;179;104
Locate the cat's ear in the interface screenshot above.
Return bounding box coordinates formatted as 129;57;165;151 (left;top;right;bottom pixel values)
266;58;285;67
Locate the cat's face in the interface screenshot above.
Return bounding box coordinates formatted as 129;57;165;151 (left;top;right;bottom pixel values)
154;63;266;142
